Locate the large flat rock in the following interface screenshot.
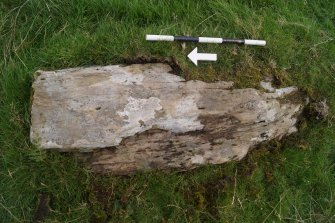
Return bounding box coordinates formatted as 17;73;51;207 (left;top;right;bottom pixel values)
31;63;304;174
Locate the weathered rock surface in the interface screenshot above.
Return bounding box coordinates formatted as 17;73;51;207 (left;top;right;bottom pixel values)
31;63;305;174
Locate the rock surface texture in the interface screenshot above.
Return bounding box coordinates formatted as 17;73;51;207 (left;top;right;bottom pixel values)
31;63;305;174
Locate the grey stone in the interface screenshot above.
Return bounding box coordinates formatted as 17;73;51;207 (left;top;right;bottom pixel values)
31;63;305;174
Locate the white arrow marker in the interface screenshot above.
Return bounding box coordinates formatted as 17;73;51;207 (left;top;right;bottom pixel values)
187;47;217;66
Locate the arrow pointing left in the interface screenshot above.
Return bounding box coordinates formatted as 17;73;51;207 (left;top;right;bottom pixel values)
187;47;217;66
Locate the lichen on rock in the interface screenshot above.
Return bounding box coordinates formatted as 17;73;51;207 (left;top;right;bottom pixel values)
30;63;306;174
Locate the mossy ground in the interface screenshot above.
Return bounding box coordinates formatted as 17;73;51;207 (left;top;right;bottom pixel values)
1;0;335;222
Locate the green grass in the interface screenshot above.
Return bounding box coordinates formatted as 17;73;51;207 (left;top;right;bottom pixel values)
1;0;335;222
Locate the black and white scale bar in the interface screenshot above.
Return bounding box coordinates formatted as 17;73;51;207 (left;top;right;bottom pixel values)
146;34;266;46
